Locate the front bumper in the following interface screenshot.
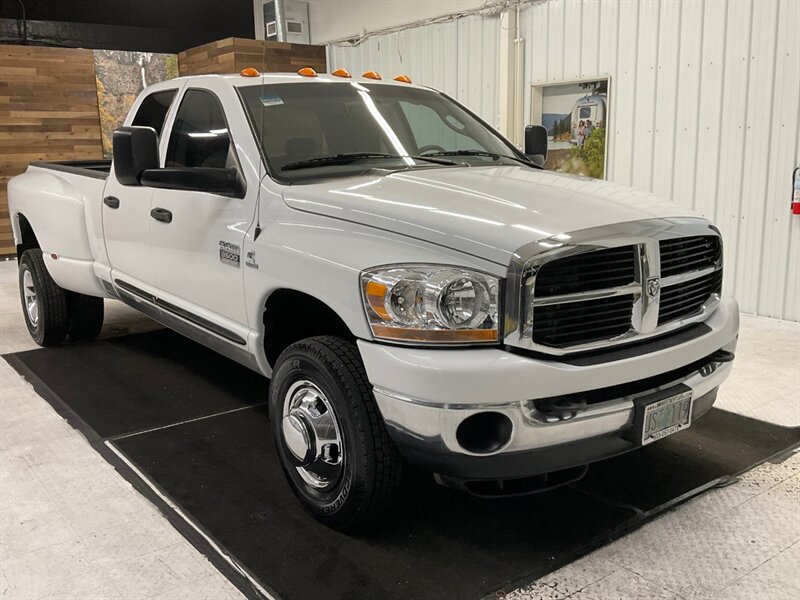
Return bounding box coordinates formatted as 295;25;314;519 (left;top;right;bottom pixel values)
358;296;739;481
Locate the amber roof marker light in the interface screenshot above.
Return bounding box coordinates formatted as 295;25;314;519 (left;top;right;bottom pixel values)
362;70;382;80
297;67;318;77
332;68;351;78
394;75;412;84
240;67;260;77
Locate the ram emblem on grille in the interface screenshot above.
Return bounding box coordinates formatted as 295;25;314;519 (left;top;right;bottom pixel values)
646;277;660;299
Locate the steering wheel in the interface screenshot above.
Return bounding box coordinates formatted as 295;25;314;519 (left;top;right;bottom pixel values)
417;144;447;155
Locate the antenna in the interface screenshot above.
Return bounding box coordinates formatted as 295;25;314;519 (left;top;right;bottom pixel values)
253;40;268;241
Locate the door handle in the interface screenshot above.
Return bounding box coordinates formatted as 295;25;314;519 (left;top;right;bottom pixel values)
150;208;173;223
103;196;120;209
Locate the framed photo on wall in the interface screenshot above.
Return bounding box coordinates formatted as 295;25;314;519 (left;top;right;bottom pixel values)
530;77;610;179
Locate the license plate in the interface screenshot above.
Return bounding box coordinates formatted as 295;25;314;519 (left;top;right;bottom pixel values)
639;389;693;445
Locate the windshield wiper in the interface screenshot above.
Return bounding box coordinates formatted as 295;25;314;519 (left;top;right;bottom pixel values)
282;152;457;171
420;150;537;168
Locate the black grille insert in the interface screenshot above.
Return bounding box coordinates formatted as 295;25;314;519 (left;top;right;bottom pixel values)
659;236;721;278
534;246;636;297
533;295;633;347
658;270;722;326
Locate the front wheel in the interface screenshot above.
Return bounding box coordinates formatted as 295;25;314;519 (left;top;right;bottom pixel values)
269;336;402;530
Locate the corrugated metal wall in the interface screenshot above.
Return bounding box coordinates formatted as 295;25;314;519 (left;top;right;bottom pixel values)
328;0;800;321
327;14;501;128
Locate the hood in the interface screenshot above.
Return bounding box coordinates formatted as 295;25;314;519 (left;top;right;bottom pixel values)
282;166;696;265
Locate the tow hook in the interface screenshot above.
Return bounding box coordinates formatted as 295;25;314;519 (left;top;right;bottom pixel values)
699;349;735;377
536;398;588;422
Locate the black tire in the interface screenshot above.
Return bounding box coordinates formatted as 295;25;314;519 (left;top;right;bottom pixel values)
18;249;69;346
67;292;104;341
269;336;402;530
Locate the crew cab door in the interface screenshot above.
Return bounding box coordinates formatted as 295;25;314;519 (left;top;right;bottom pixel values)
148;86;252;344
103;89;178;291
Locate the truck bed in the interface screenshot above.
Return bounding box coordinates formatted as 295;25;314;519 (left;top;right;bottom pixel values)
29;160;111;181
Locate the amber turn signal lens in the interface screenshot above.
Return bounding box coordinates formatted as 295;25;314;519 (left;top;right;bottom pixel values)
240;67;260;77
362;70;382;80
393;75;412;84
365;281;389;319
370;325;498;343
331;68;351;78
297;67;318;77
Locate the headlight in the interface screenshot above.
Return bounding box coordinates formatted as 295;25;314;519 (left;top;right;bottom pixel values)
360;265;501;344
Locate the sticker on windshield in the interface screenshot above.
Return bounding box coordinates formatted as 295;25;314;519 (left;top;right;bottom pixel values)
259;94;284;107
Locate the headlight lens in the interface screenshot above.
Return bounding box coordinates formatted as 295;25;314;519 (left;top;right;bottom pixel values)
361;265;500;344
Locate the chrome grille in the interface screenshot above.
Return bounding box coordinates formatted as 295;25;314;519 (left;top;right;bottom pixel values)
535;246;636;297
659;264;723;326
659;236;721;277
533;295;634;346
506;219;724;354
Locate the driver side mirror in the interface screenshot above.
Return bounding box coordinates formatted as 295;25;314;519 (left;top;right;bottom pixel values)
113;126;159;186
524;125;548;167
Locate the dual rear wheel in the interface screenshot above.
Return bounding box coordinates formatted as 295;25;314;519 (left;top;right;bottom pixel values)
18;249;104;346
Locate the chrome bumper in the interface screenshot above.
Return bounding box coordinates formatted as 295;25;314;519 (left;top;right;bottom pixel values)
371;351;733;457
358;296;739;478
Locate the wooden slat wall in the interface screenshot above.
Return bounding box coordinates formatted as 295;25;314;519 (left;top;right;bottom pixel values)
0;44;103;257
178;38;327;76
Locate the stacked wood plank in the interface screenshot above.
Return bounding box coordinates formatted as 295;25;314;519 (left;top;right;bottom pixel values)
178;38;327;76
0;45;103;257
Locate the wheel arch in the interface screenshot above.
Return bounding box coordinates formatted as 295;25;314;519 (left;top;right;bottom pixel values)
262;288;357;368
15;213;40;260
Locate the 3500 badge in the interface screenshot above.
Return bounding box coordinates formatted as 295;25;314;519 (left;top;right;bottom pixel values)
219;241;241;268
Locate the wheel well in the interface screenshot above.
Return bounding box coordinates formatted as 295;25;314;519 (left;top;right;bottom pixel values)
15;214;40;260
263;289;355;367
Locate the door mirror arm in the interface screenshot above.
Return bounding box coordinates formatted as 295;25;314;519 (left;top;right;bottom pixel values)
139;167;245;198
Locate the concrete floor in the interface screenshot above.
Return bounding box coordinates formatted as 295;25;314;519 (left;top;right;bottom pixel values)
0;259;798;600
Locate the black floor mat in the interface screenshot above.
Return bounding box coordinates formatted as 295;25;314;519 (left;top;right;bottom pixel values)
5;330;799;600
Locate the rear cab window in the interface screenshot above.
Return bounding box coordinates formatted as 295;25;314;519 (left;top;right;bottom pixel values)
132;90;177;138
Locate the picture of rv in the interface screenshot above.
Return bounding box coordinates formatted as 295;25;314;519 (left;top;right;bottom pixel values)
570;94;607;144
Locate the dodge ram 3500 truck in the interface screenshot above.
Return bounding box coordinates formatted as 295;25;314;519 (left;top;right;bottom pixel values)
8;69;738;530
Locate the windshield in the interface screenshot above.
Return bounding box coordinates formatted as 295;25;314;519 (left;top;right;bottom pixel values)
238;82;529;182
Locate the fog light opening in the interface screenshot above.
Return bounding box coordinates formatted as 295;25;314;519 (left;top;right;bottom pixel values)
456;412;512;454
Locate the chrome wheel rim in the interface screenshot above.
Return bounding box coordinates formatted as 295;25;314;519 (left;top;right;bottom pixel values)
22;270;38;327
281;380;344;489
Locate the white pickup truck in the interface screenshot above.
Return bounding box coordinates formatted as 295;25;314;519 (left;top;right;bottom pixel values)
8;69;738;529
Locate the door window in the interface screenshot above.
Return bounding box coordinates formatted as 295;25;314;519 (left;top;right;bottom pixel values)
166;90;233;169
131;90;177;138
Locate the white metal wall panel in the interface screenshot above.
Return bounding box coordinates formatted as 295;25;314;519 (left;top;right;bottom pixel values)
327;0;800;321
327;15;500;127
648;0;680;200
630;0;660;193
517;0;800;321
760;0;800;319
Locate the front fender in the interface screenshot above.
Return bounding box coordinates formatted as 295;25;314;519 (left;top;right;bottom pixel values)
243;205;505;375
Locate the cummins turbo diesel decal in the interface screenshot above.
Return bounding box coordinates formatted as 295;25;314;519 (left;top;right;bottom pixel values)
219;241;241;268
